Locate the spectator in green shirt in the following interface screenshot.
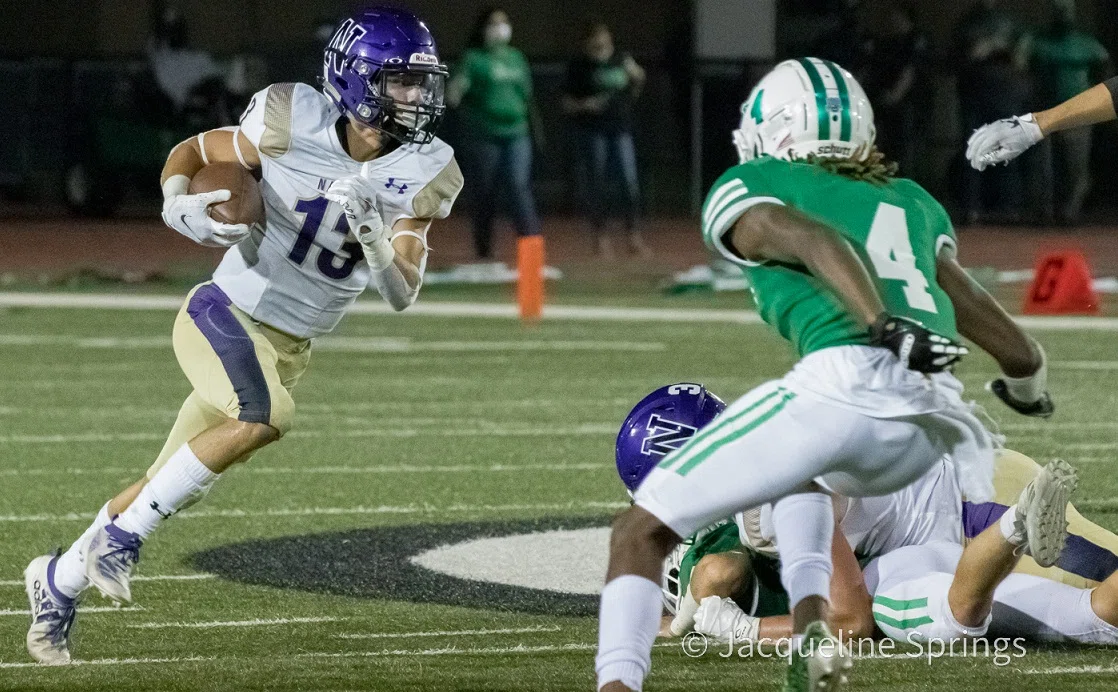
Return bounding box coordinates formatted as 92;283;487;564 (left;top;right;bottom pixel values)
563;21;648;259
1022;0;1110;223
448;7;540;260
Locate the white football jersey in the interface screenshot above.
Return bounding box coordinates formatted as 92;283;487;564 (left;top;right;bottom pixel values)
213;82;463;338
743;455;963;561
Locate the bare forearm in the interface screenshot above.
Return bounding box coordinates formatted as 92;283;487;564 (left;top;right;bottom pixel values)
732;205;885;326
801;236;886;326
938;257;1040;376
1034;81;1118;136
161;139;206;186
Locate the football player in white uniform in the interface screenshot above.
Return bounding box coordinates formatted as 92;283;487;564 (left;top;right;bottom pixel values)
24;7;463;664
693;453;1118;649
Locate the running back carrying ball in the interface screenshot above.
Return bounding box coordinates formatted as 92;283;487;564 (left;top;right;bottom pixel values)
187;162;265;227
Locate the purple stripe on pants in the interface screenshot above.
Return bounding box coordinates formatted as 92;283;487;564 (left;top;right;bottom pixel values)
963;501;1118;583
186;284;271;425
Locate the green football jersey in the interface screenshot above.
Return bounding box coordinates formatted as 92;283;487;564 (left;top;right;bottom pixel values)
701;156;959;357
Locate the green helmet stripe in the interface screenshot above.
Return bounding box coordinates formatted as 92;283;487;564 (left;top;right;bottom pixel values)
750;89;765;124
822;60;852;141
796;58;830;140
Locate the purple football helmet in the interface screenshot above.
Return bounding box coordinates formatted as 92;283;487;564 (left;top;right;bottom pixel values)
616;383;727;493
321;7;448;145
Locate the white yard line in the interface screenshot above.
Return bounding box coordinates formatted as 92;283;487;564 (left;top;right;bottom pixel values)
0;333;664;353
298;643;599;658
0;424;618;445
2;292;1117;329
1020;664;1118;675
0;462;610;478
0;500;627;523
0;573;213;587
130;616;339;630
1001;422;1118;432
0;655;214;669
337;625;560;640
0;606;143;617
299;641;675;659
1062;443;1118;451
1052;361;1118;370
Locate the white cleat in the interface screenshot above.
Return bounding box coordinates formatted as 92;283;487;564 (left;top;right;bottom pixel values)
783;621;852;692
25;555;76;665
1008;458;1079;568
84;522;143;604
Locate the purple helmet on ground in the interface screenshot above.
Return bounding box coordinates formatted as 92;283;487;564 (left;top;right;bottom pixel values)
616;383;727;493
321;6;448;145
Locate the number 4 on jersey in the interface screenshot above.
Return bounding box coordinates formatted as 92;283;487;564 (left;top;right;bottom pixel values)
866;203;938;313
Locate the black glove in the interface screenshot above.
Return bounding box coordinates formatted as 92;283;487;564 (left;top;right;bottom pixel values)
869;313;969;374
987;378;1054;417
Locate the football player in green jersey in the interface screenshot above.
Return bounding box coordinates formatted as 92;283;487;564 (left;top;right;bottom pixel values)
596;58;1054;692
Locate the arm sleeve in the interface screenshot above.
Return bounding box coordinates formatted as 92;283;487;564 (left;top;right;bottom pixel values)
238;83;297;159
700;165;786;267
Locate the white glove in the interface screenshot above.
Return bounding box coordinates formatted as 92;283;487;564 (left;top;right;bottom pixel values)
966;113;1044;171
325;176;395;270
987;342;1055;418
161;175;251;248
693;595;760;643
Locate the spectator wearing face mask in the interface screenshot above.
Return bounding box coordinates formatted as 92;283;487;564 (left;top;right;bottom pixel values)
563;21;648;259
448;7;541;261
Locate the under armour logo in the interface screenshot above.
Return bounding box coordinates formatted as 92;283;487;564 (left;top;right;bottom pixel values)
385;178;408;194
150;501;174;520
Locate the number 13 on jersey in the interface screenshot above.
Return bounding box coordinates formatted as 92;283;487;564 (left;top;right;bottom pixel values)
866;203;938;313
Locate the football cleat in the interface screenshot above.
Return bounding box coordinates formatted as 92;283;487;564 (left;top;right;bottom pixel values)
783;621;851;692
1006;458;1078;567
84;522;143;604
25;554;76;665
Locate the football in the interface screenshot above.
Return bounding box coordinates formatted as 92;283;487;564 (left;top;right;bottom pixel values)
188;162;265;226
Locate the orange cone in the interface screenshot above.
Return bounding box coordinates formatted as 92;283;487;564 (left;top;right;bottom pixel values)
1023;251;1099;315
517;235;545;322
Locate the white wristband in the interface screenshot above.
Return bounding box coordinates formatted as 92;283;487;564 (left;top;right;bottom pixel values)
359;235;396;271
162;174;190;200
1003;343;1048;403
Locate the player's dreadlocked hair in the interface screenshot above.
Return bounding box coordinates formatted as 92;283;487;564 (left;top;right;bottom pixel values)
798;145;899;185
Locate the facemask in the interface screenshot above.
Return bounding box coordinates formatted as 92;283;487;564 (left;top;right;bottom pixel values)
485;22;512;46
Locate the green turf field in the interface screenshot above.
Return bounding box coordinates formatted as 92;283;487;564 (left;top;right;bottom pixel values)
1;299;1116;691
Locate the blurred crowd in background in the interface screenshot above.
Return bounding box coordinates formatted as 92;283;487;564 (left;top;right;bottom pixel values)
0;0;1115;252
805;0;1110;226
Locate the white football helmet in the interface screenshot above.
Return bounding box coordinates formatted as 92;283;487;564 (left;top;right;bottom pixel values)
733;57;876;164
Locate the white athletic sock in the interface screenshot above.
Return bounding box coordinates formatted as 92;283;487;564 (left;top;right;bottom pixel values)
596;575;662;692
773;492;834;608
115;444;218;539
999;504;1026;546
53;502;112;599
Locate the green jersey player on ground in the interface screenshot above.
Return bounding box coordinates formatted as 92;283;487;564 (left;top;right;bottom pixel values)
596;57;1055;692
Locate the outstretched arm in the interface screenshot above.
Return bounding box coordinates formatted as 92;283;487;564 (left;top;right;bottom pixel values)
967;78;1118;170
1034;79;1118;135
936;249;1052;416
